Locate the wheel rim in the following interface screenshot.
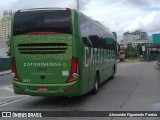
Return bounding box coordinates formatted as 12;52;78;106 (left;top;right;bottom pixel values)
112;67;115;75
95;80;98;90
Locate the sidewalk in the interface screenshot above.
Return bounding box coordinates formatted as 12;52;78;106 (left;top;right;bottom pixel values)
0;70;11;76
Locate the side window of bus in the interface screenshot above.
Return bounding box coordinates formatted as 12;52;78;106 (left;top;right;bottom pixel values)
81;33;92;47
80;14;116;51
105;38;116;51
80;15;92;47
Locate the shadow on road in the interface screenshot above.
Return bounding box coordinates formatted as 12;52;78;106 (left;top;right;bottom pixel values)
18;77;116;110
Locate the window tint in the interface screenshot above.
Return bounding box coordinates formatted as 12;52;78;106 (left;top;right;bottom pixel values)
13;10;72;36
80;14;116;51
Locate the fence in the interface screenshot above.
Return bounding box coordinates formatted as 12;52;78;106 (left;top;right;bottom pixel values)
144;54;160;61
0;58;11;72
144;43;160;61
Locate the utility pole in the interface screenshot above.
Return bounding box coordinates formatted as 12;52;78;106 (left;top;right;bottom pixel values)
77;0;79;10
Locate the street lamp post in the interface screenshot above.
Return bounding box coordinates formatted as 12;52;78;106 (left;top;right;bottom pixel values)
77;0;79;10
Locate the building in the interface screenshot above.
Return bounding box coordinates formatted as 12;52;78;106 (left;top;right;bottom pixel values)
0;38;8;58
0;11;12;58
148;36;153;43
132;30;148;40
0;10;12;39
123;32;139;43
152;33;160;43
123;30;149;44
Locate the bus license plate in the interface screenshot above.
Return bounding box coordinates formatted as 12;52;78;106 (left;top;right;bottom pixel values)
37;87;48;92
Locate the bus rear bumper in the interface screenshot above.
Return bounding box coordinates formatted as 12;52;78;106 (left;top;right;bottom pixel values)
12;80;81;96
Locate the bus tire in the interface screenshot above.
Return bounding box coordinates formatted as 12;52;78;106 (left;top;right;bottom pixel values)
91;74;99;95
110;65;115;79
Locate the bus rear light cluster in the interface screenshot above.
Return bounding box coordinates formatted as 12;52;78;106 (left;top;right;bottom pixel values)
15;85;27;92
66;57;80;83
11;57;20;81
16;10;21;14
64;86;73;92
66;8;71;11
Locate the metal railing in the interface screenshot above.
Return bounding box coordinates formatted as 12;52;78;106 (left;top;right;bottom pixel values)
157;56;160;70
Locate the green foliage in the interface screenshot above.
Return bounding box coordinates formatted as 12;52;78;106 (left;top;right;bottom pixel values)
125;44;142;59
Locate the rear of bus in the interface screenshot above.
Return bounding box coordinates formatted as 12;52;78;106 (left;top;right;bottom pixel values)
11;8;81;96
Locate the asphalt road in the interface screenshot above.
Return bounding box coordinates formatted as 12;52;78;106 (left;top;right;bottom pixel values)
0;61;160;120
0;73;12;85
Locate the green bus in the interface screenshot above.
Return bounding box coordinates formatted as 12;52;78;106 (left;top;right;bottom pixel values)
11;8;118;96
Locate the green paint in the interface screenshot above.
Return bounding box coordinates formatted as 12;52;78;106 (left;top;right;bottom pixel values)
13;34;72;60
152;34;160;43
11;9;117;96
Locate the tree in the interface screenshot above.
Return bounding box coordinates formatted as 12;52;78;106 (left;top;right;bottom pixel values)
125;43;141;59
137;43;143;55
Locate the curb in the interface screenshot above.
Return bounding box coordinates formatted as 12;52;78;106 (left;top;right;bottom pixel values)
156;62;160;70
0;70;11;76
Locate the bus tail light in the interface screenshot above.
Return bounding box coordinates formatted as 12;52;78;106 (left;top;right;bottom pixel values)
16;10;21;14
11;57;20;81
64;86;73;92
66;57;80;83
66;8;71;11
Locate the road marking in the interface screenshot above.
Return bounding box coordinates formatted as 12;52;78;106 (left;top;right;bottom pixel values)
0;85;13;92
0;70;11;76
0;95;28;99
1;86;13;92
0;96;30;107
156;64;160;70
0;85;12;88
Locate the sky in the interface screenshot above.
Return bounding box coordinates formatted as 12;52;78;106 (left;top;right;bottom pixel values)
1;0;160;40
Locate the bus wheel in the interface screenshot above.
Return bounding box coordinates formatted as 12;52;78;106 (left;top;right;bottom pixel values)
91;74;99;95
110;65;115;79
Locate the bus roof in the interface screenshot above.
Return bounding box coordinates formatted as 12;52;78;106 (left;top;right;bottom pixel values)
19;7;69;12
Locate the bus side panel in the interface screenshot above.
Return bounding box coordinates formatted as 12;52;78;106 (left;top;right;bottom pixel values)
10;13;15;57
72;10;86;95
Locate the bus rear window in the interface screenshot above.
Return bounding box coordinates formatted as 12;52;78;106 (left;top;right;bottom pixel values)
13;10;72;36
